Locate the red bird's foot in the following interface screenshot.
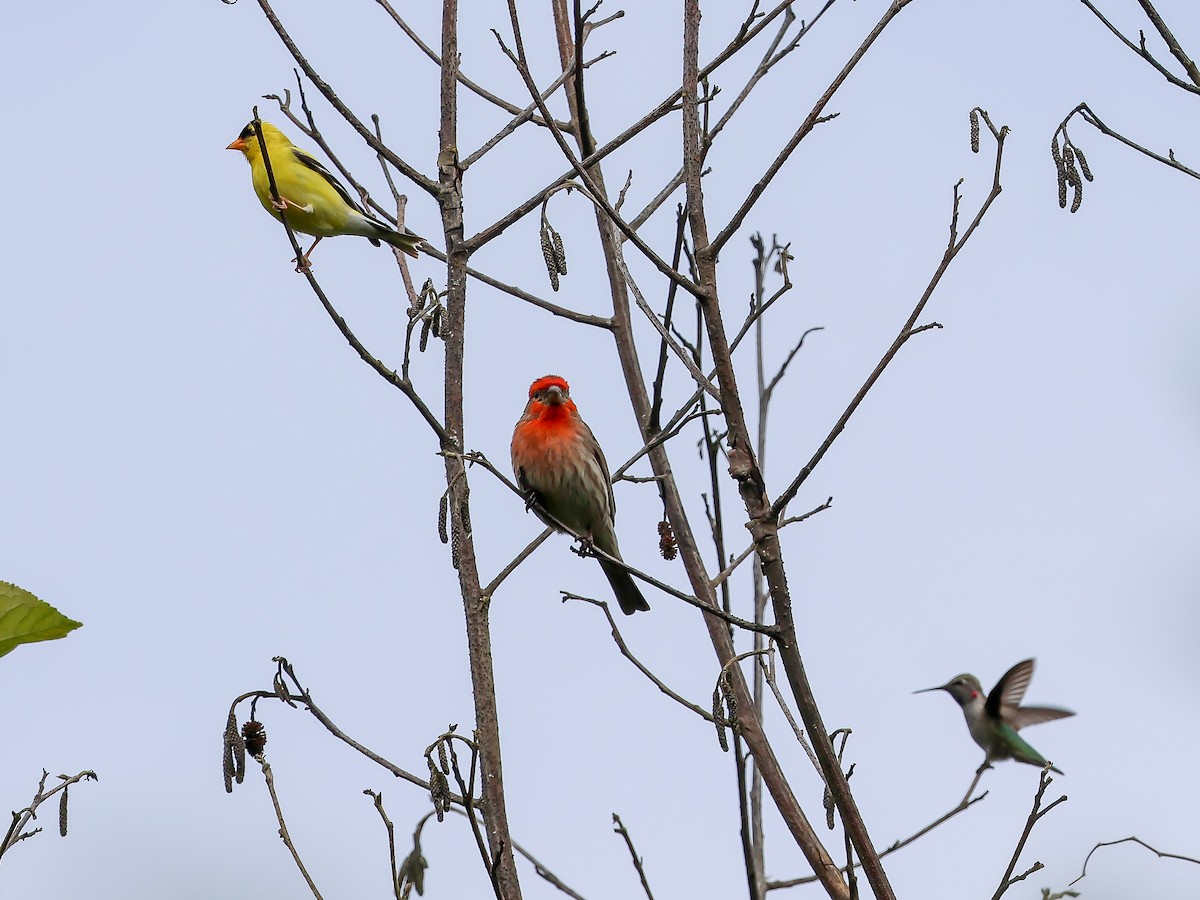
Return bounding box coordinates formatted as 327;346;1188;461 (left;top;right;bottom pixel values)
571;537;597;560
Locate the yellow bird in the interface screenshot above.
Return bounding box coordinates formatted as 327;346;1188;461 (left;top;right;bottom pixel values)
227;121;424;264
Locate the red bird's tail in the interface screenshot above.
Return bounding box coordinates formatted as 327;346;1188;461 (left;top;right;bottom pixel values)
598;558;650;615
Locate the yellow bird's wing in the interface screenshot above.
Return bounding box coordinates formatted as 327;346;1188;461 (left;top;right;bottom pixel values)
290;148;367;216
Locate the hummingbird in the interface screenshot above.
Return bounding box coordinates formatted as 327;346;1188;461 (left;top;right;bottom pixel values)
916;658;1074;774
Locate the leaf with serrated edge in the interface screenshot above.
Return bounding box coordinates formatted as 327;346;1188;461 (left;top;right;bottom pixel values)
0;581;83;659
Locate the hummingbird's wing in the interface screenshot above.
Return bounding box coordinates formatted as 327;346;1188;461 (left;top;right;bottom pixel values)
986;658;1035;720
1009;705;1074;730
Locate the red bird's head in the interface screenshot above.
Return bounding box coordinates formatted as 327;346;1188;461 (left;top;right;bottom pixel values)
527;375;571;406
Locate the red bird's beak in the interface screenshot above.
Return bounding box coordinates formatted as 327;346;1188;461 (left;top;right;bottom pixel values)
226;137;247;151
544;385;565;404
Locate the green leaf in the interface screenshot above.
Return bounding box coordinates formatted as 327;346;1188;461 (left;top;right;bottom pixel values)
0;581;83;659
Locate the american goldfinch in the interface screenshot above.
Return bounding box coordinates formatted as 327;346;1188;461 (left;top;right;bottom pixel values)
227;121;424;263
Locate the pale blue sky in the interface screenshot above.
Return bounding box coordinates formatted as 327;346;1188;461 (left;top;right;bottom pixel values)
2;2;1198;898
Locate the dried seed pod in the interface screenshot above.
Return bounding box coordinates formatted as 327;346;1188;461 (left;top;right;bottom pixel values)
242;720;268;757
223;709;247;791
823;785;835;830
427;760;451;821
712;683;729;753
1049;138;1067;207
712;669;738;752
969;109;980;154
437;492;449;545
1075;145;1093;182
437;739;449;776
552;230;567;275
59;784;69;837
419;312;432;352
658;519;678;560
721;672;738;722
540;221;565;291
457;494;472;537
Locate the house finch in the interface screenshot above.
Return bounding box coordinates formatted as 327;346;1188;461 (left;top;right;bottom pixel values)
511;375;650;615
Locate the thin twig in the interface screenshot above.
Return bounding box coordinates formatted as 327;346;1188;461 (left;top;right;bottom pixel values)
373;0;564;122
364;790;402;900
448;451;775;632
612;814;655;900
611;409;723;480
426;730;493;882
228;661;475;804
461;55;606;170
648;205;691;433
248;107;452;447
710;0;915;256
425;246;614;327
483;529;554;597
1058;102;1200;187
628;1;838;234
565;593;715;721
757;651;821;772
611;251;721;400
253;0;438;195
259;757;325;900
991;767;1068;900
1071;836;1200;886
463;0;806;253
1078;0;1200;93
0;770;97;859
772;110;1009;518
767;789;989;890
493;12;705;299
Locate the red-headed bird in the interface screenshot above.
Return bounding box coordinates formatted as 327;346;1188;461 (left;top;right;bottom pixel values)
511;375;650;615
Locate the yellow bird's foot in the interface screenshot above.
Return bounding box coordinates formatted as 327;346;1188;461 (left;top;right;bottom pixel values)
291;237;322;271
273;197;314;214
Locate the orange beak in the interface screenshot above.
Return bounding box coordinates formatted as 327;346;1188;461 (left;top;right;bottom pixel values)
226;137;247;151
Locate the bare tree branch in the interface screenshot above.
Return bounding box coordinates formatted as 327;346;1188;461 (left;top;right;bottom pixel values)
1052;102;1199;216
565;593;717;721
257;755;325;900
767;788;989;890
493;9;706;298
1079;0;1200;93
0;770;97;860
253;0;439;195
991;767;1068;900
709;0;916;256
373;0;567;123
612;814;656;900
463;0;812;253
1071;836;1200;886
772;109;1010;518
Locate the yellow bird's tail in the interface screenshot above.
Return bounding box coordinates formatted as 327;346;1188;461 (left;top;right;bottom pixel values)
377;227;425;259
